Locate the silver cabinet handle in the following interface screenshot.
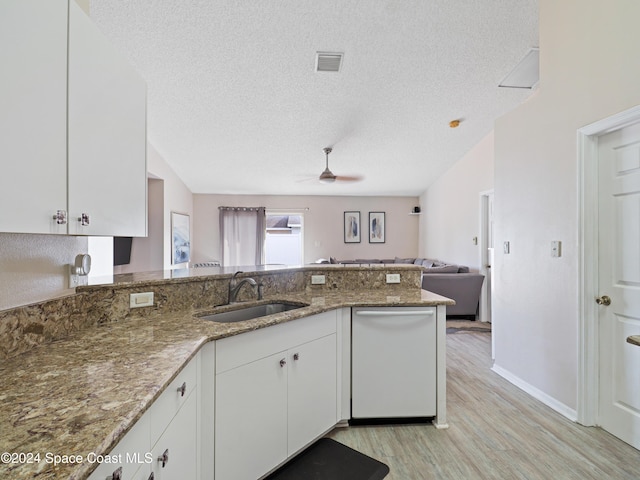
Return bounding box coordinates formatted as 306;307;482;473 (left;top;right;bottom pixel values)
107;466;122;480
293;353;300;361
177;381;186;397
355;310;435;316
53;210;67;225
79;213;90;226
279;358;286;367
158;448;169;468
596;295;611;306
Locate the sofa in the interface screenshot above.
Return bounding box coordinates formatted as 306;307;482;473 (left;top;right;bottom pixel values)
325;256;485;318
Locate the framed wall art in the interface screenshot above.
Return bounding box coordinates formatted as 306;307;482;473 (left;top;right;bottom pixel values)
369;211;385;243
171;212;191;264
344;211;361;243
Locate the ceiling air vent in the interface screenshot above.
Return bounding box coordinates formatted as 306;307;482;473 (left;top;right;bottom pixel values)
316;52;343;72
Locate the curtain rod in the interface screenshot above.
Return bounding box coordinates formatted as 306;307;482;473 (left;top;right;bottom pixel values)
266;208;310;212
218;206;264;211
218;206;309;212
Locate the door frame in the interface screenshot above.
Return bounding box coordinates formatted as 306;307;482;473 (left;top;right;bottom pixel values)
577;104;640;426
478;189;494;323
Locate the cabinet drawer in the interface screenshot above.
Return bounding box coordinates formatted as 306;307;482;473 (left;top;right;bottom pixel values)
149;353;198;445
87;409;150;480
216;310;337;374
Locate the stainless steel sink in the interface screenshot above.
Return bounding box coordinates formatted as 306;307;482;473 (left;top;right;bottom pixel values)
198;302;307;323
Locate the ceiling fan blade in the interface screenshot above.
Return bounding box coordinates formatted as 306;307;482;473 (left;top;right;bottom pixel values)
335;174;363;182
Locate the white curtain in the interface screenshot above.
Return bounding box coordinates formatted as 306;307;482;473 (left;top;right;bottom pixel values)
219;207;265;267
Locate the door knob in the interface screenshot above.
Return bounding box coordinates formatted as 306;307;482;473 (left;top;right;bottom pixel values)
595;295;611;306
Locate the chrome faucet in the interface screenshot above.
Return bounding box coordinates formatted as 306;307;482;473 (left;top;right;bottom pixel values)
228;271;262;303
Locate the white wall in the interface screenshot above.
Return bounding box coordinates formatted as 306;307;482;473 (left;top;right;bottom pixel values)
114;177;164;274
193;194;419;265
147;144;193;269
492;0;640;413
419;131;494;271
0;234;87;310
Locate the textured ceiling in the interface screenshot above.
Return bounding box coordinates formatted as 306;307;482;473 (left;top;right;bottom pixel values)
90;0;538;196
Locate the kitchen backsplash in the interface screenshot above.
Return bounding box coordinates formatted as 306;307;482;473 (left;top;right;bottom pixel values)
0;265;421;359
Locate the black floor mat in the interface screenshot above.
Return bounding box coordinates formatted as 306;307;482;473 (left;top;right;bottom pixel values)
264;438;390;480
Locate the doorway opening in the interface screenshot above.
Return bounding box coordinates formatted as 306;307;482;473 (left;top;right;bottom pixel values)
264;212;304;266
479;190;494;358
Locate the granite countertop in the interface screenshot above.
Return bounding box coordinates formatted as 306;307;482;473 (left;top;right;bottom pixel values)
0;289;452;480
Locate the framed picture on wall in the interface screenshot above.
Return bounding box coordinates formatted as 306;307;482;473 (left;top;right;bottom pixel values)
369;211;385;243
171;212;191;264
344;211;361;243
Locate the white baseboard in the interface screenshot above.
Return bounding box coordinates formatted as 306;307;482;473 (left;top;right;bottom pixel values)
491;364;578;422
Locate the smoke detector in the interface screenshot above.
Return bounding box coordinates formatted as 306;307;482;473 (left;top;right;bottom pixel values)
316;52;343;72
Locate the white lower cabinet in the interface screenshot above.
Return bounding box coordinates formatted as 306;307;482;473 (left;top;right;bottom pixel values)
215;311;338;480
287;333;336;456
151;391;197;480
215;351;288;480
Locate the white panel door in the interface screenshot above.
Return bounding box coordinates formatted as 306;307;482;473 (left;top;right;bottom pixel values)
597;122;640;449
287;334;337;455
0;0;68;234
67;1;147;237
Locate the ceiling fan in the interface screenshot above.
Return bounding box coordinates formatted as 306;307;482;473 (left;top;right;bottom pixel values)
318;147;362;184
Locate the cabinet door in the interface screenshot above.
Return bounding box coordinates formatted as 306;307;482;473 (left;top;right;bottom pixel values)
0;0;68;234
67;1;147;237
288;334;337;455
151;391;197;480
215;351;287;480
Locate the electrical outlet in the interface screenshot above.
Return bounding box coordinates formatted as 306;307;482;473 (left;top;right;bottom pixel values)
311;275;326;285
386;274;401;284
130;292;154;308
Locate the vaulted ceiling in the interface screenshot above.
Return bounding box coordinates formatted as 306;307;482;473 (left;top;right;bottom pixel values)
90;0;538;196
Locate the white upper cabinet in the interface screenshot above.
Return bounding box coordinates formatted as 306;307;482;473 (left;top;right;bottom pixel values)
0;0;69;234
67;1;147;236
0;0;147;236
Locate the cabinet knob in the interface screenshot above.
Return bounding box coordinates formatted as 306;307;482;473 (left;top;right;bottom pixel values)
279;358;286;368
596;295;611;306
53;210;67;225
293;353;300;361
177;381;186;397
157;448;169;468
78;213;90;226
107;466;123;480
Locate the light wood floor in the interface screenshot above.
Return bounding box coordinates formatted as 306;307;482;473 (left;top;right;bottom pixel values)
327;328;640;479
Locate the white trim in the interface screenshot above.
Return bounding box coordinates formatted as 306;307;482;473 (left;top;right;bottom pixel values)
492;365;578;422
577;105;640;426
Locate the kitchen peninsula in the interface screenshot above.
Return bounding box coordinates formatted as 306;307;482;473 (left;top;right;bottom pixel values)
0;264;453;479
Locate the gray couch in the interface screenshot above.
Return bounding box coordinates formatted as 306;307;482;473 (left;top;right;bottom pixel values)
327;256;485;318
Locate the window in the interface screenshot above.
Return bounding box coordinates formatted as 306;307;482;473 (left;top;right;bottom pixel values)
264;213;303;266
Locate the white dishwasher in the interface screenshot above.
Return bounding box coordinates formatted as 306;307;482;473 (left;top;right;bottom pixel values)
351;306;436;420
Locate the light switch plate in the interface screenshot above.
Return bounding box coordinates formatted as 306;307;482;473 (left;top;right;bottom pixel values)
311;275;326;285
386;274;401;284
130;292;154;308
